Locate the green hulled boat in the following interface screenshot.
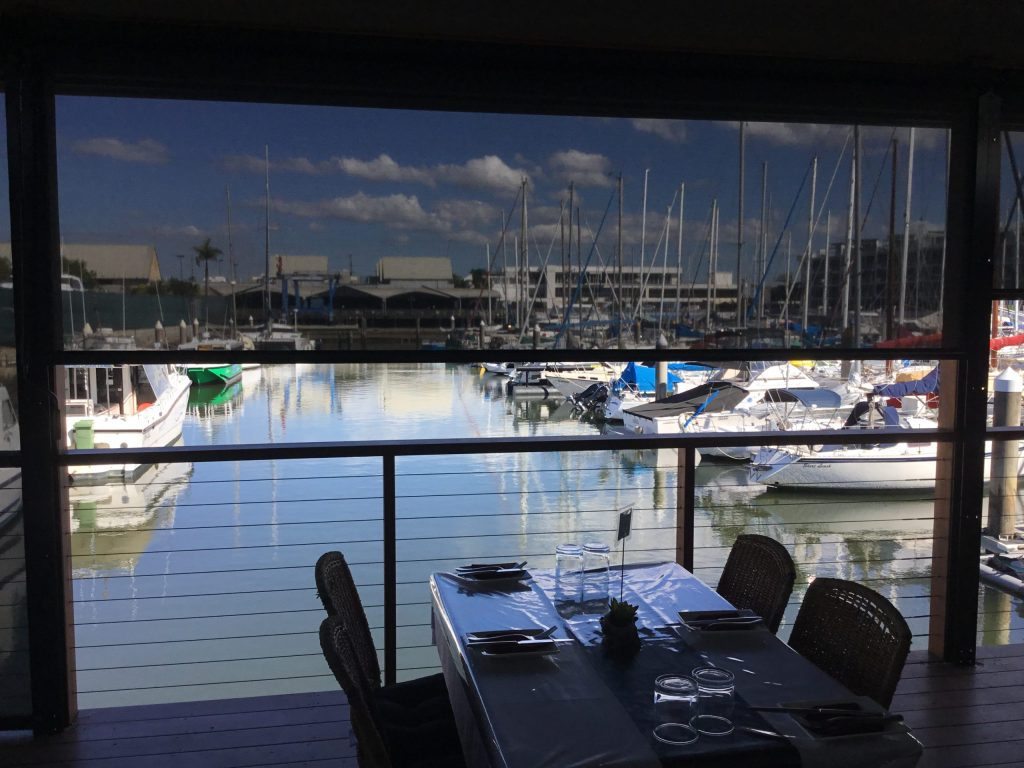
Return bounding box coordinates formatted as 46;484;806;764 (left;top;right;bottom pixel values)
184;364;243;386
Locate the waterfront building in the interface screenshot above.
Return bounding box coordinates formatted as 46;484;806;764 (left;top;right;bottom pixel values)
0;241;161;289
493;263;738;326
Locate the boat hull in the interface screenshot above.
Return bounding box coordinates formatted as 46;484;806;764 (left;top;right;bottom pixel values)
185;363;243;386
749;443;1014;490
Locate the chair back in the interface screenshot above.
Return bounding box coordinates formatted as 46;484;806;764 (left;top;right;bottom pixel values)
716;533;796;633
319;616;392;768
316;550;383;689
788;577;912;708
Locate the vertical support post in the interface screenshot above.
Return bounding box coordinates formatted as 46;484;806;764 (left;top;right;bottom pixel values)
987;368;1021;537
7;68;76;732
930;94;1001;665
383;454;397;686
675;446;696;572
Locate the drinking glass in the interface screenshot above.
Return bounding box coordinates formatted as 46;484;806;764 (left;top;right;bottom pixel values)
652;675;699;745
691;667;735;736
554;543;584;603
582;540;611;603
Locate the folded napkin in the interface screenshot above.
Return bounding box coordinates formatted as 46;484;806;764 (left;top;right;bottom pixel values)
678;609;764;631
456;561;521;572
773;701;902;737
460;568;527;581
796;711;902;737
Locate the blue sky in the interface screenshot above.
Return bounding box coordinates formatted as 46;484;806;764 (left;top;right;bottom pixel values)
0;97;957;284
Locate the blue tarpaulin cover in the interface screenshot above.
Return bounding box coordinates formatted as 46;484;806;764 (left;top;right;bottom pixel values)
615;362;682;393
873;367;939;398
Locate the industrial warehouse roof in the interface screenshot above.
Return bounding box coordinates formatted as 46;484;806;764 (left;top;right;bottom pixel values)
377;257;453;283
0;242;161;282
274;254;329;275
337;284;498;302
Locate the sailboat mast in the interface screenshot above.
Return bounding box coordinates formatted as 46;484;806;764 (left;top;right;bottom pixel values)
639;169;649;320
617;174;624;347
823;210;831;318
520;177;528;330
757;162;768;327
738;121;746;328
899;126;916;329
676;182;684;330
853;125;862;343
706;199;717;332
886;137;899;341
560;196;567;318
802;155;818;337
486;243;492;326
226;185;238;333
501;212;509;325
264;145;272;332
842;129;855;331
658;203;672;333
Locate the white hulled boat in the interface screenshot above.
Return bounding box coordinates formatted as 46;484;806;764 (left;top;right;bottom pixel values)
65;363;192;485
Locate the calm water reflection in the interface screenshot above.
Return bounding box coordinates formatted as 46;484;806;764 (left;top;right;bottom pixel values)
68;364;1022;707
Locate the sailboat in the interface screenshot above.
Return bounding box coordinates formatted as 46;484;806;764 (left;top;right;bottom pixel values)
239;146;316;352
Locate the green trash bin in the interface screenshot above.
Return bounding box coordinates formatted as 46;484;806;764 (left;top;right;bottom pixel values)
73;419;95;450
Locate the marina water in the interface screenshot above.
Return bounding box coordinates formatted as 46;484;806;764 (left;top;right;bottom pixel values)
69;363;1021;708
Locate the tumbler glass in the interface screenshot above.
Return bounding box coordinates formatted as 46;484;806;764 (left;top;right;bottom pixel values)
582;540;612;603
554;543;584;603
652;675;699;745
690;667;735;736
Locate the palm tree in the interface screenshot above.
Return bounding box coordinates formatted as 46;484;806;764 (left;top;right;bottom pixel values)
193;237;223;330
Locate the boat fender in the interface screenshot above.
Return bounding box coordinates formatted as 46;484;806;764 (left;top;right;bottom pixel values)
138;402;153;412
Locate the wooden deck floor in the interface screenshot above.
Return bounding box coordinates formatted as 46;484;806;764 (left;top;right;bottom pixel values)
893;644;1024;768
3;645;1023;768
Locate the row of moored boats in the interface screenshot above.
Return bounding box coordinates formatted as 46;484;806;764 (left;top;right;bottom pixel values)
479;360;1015;491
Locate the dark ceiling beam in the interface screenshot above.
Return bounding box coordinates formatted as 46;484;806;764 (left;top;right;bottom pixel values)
1;9;1017;124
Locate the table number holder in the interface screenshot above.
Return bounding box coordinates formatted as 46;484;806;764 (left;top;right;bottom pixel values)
616;505;633;601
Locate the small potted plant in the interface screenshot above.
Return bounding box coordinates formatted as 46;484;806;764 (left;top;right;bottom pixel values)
600;597;641;656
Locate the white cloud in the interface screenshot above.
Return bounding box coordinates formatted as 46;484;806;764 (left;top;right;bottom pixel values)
154;224;204;237
549;150;614;188
72;137;169;164
224;152;527;192
437;155;525;191
631;118;687;144
332;154;434;184
273;192;436;229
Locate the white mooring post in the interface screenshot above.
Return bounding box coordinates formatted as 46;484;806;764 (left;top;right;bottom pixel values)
988;367;1022;539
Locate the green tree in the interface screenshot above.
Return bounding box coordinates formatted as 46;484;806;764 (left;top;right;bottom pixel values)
469;268;488;289
61;257;98;288
0;256;10;282
192;238;223;327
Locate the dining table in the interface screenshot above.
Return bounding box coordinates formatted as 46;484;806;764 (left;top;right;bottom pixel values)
429;561;923;768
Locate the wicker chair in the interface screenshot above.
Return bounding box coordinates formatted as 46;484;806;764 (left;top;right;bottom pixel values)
319;616;394;768
316;551;382;689
716;534;796;633
320;617;466;768
788;577;912;708
315;551;455;725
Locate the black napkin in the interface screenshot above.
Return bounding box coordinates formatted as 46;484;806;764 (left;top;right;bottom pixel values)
787;702;903;736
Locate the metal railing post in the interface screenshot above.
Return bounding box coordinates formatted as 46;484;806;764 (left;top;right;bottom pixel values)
675;446;696;572
383;453;397;685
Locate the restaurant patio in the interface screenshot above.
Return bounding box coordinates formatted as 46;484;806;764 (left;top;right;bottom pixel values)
3;3;1024;768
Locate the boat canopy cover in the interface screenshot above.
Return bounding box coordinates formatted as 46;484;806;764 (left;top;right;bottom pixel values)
762;388;842;408
873;367;939;398
625;381;748;420
143;364;173;398
616;362;682;392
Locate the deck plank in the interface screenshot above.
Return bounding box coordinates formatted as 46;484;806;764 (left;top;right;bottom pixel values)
5;644;1024;768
